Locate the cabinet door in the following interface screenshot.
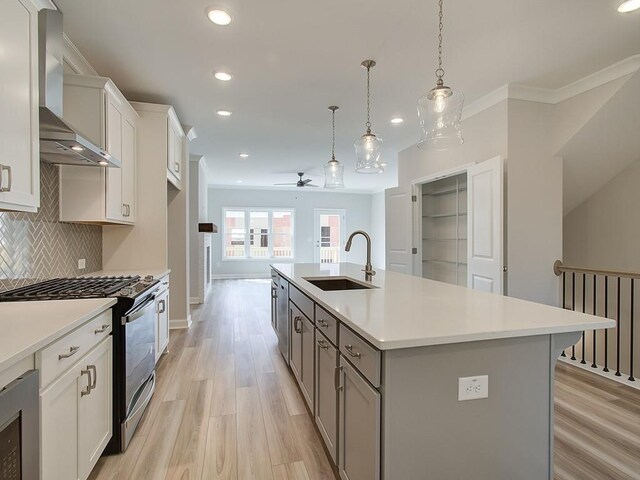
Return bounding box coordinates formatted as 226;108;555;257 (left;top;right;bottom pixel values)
315;332;338;462
156;288;170;362
0;0;39;212
338;357;381;480
120;116;136;222
173;132;183;180
290;303;303;382
105;93;123;221
41;364;81;480
78;338;113;480
300;315;315;410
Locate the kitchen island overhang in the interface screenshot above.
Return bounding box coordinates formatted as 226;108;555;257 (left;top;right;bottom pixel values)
270;262;614;480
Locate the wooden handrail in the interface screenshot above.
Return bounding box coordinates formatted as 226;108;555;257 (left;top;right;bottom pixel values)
553;260;640;280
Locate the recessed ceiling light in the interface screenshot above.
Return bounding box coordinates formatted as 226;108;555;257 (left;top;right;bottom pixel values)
239;153;249;158
207;8;232;25
618;0;640;12
71;145;84;151
217;110;232;117
214;71;233;81
236;179;243;183
390;117;404;124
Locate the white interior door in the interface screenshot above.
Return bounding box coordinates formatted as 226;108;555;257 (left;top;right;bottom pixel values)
385;186;413;274
314;209;345;264
467;156;504;293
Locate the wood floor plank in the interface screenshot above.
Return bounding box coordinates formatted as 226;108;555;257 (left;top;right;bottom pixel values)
164;346;200;401
202;414;237;480
236;386;274;480
211;353;236;417
235;339;257;388
88;432;148;480
272;461;311;480
271;353;306;416
251;334;275;375
290;414;335;480
257;372;302;466
166;380;213;480
193;338;218;380
128;400;186;480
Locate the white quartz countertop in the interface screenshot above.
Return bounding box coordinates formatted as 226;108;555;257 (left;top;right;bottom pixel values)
271;263;615;350
84;268;171;280
0;298;116;372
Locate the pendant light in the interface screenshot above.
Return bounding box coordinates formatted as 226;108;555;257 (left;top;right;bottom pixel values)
324;106;345;188
417;0;464;150
355;60;384;173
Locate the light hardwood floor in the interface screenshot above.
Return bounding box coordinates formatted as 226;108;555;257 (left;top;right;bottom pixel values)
89;279;640;480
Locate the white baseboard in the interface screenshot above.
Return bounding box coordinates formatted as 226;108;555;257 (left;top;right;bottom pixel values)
169;314;192;330
189;296;202;305
211;273;271;279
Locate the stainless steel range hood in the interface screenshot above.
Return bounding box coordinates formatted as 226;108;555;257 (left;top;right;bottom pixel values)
38;8;121;168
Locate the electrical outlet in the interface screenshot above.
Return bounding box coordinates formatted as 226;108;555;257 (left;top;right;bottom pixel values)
458;375;488;401
78;258;86;270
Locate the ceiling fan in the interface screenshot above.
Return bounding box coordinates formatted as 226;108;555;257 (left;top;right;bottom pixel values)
274;172;319;188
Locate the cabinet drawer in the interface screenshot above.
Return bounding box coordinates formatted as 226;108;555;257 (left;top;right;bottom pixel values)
37;309;112;389
315;305;338;346
339;325;381;388
289;284;314;323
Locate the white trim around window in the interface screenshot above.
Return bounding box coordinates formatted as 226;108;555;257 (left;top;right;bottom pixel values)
221;207;295;260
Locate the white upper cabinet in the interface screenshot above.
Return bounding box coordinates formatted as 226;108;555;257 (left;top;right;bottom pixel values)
167;111;184;190
59;75;137;224
0;0;40;213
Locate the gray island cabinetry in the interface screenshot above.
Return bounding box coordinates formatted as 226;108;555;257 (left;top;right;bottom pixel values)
270;263;613;480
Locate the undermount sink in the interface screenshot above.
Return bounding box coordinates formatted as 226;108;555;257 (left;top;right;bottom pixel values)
303;276;377;291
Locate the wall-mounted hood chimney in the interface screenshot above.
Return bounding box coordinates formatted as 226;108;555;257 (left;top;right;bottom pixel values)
38;8;120;168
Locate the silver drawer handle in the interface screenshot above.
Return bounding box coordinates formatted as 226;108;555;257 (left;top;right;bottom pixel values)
0;164;11;192
317;339;329;350
88;364;97;390
94;324;110;334
80;367;92;396
344;345;361;358
317;319;329;328
175;161;180;173
59;346;80;360
157;299;166;314
335;366;343;391
293;316;302;334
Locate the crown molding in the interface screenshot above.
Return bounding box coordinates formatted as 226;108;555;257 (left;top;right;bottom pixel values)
461;54;640;120
62;34;98;76
33;0;56;10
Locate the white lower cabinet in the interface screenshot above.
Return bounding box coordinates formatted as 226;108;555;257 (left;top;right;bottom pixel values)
155;285;170;363
338;357;381;480
40;333;113;480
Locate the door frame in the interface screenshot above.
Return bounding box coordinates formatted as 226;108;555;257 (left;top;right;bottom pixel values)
313;208;347;263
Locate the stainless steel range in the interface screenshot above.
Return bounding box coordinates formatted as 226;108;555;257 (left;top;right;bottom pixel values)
0;275;160;453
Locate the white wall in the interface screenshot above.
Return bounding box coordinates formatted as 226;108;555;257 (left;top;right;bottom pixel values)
189;158;210;300
564;160;640;272
370;191;386;269
208;188;374;277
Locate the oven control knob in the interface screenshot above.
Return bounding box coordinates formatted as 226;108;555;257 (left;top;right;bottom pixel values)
121;287;134;296
144;275;154;283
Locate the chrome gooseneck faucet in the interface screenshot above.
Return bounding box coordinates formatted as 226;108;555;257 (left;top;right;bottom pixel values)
345;230;376;280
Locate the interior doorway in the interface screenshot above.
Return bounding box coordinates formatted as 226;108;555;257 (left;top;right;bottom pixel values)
314;209;346;264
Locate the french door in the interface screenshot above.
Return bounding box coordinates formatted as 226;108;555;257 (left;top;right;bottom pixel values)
314;209;346;264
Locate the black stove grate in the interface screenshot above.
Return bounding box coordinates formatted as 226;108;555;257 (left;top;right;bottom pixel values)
0;276;140;302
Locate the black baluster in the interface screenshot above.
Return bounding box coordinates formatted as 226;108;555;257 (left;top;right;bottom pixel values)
561;272;566;357
616;277;621;377
581;274;587;364
630;278;635;382
604;276;609;372
571;272;576;361
592;274;597;368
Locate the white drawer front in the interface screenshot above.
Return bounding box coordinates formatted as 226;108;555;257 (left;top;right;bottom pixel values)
37;309;112;389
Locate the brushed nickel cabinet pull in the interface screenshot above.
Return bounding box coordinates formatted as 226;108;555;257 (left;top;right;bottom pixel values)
317;319;329;328
335;366;343;391
317;339;329;350
293;316;302;334
80;367;92;396
175;161;180;173
0;164;11;192
88;365;97;390
94;324;110;334
59;346;80;360
345;345;361;358
157;299;166;314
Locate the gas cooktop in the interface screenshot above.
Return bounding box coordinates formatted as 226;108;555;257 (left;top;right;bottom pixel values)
0;276;157;302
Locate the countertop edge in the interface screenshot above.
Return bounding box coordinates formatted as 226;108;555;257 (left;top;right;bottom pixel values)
0;298;117;373
271;264;616;351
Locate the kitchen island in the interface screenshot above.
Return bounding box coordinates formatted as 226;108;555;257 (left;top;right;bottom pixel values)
270;262;614;480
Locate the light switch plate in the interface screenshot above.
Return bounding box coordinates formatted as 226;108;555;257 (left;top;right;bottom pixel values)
78;258;86;270
458;375;489;401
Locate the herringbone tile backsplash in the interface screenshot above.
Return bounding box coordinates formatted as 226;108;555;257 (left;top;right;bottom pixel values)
0;163;102;292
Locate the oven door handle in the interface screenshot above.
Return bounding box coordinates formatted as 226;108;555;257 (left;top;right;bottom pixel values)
122;295;156;325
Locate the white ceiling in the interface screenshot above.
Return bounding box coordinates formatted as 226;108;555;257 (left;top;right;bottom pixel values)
55;0;640;192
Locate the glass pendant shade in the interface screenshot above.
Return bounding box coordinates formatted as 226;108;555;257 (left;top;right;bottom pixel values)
324;159;344;188
417;85;464;150
355;133;384;173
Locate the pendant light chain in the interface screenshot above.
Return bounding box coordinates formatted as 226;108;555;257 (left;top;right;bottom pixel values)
435;0;445;86
331;107;336;160
366;65;372;133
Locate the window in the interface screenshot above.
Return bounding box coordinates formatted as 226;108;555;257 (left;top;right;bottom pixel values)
223;208;294;259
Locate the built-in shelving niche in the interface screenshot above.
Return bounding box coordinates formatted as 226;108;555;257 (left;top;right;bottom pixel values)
420;172;467;287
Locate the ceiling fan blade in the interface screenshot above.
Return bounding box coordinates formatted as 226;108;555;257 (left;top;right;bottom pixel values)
305;184;320;188
302;178;313;184
274;182;298;186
